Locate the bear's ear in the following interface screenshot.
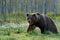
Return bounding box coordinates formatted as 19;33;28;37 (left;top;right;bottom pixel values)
33;14;36;17
27;14;29;16
36;13;40;15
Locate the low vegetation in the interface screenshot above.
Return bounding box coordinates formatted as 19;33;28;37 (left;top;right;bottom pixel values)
0;13;60;40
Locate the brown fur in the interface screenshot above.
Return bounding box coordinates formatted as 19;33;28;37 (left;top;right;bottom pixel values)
27;13;58;34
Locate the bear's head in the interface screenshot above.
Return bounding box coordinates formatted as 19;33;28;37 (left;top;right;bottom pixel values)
27;13;40;25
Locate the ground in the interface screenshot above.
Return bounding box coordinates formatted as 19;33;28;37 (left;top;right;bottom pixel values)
0;19;60;40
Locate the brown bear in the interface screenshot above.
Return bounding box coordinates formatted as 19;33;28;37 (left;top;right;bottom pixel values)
26;13;58;34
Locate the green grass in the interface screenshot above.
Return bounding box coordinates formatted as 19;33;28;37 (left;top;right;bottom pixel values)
0;20;60;40
0;12;60;40
0;12;60;23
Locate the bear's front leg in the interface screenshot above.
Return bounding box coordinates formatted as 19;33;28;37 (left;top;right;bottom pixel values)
40;28;45;34
27;25;36;32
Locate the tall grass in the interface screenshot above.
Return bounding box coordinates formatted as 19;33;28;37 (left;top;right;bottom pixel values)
0;20;60;40
0;13;60;40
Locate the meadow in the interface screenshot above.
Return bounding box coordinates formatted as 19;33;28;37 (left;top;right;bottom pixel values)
0;13;60;40
0;0;60;40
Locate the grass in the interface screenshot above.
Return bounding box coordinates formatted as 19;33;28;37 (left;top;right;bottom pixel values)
0;13;60;40
0;19;60;40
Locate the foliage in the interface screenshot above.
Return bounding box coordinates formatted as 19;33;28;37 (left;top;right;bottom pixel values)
0;0;60;40
0;19;60;40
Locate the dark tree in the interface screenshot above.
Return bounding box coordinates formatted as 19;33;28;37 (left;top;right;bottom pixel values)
44;0;48;15
53;0;58;16
35;0;38;12
1;0;6;21
27;0;32;13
